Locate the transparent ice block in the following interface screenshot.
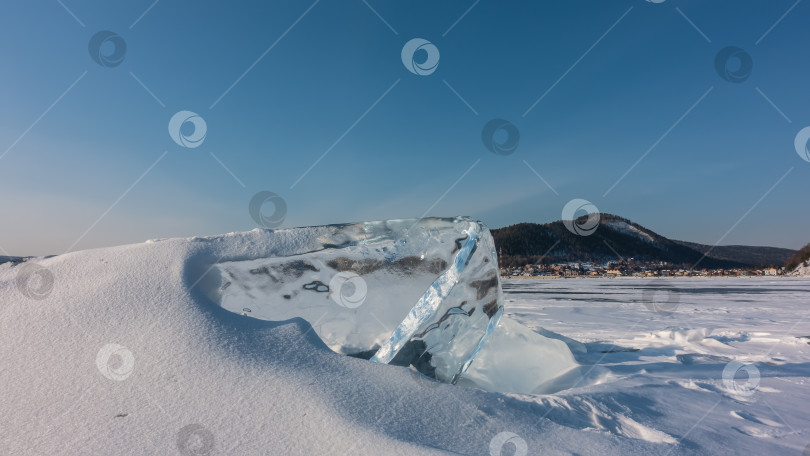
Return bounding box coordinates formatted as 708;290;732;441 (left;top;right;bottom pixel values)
208;217;503;384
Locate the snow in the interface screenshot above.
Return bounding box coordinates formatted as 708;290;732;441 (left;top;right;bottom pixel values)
601;218;656;243
503;277;810;454
1;230;809;455
789;262;810;277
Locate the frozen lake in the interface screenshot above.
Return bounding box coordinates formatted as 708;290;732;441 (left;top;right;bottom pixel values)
501;277;810;455
504;277;810;346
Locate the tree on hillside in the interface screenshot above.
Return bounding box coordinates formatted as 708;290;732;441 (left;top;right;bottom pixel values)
785;243;810;271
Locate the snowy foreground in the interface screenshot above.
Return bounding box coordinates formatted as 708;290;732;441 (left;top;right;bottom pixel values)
1;230;808;455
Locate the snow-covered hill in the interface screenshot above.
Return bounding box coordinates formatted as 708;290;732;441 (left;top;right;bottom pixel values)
493;215;796;268
788;262;810;276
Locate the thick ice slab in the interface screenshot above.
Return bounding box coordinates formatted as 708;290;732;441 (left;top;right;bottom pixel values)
457;317;579;394
207;217;503;383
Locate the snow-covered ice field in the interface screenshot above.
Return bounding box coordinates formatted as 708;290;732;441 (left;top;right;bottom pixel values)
1;230;808;455
503;277;810;455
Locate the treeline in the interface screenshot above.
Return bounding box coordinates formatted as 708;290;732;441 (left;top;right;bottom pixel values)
785;243;810;271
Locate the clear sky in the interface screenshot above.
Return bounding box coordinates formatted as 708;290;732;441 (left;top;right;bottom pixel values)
1;0;808;256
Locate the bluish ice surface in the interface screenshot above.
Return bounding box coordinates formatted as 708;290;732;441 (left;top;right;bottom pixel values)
208;217;503;384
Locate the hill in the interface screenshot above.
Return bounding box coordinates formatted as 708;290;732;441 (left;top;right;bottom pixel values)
672;241;795;267
785;243;810;273
491;214;794;269
0;256;24;265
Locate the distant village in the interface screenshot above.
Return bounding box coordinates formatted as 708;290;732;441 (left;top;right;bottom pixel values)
500;259;784;278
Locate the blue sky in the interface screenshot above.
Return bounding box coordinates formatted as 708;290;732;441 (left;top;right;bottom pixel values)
1;0;808;256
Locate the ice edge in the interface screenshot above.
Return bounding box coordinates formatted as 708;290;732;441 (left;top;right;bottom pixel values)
370;221;496;383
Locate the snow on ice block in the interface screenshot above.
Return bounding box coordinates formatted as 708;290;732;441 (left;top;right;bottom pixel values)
207;217;503;384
